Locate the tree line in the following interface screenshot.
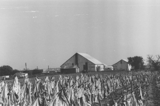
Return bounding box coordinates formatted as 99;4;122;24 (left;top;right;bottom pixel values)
0;65;43;77
128;55;160;71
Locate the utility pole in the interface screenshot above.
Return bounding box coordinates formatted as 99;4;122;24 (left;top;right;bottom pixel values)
131;71;133;93
25;63;27;70
48;65;49;73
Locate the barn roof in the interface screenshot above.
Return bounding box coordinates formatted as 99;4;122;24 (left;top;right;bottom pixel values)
61;52;104;67
121;59;128;62
78;53;103;65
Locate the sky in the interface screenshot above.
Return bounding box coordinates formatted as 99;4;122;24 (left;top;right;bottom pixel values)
0;0;160;70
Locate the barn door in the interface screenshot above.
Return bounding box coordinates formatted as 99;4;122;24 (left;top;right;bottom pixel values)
85;62;88;71
83;62;88;72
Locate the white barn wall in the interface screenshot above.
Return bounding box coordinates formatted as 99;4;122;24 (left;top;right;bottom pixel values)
128;64;132;71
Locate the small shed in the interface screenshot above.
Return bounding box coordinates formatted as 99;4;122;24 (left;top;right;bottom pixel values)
104;65;114;71
112;59;132;71
61;53;105;72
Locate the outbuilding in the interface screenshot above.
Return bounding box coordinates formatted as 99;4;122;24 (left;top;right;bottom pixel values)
60;53;105;72
112;59;132;71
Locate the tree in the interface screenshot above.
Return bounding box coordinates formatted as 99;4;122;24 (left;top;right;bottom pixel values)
0;65;13;76
12;69;20;75
147;55;160;70
128;56;144;70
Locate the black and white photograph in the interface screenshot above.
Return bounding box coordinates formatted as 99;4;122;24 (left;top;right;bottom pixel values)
0;0;160;105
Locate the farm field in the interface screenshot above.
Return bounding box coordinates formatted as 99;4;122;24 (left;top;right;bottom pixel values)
0;71;158;106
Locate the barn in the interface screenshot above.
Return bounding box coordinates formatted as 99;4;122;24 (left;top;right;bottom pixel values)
60;53;105;72
112;59;132;71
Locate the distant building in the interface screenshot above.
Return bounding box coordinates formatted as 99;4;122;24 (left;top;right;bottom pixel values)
60;53;105;72
112;59;132;71
22;69;43;75
13;72;28;78
43;68;60;73
104;65;114;71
